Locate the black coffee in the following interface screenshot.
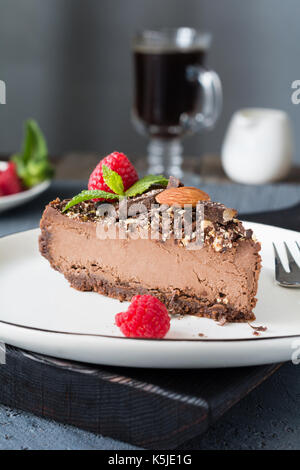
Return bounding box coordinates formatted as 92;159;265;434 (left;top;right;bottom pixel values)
134;48;206;136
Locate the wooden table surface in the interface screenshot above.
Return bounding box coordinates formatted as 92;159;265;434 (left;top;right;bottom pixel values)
2;151;300;184
53;152;300;183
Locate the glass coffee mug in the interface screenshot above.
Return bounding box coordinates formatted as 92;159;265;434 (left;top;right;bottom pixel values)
132;27;222;178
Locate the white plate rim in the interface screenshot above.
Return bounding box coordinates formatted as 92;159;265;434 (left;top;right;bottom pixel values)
0;316;300;342
0;319;297;368
0;179;51;204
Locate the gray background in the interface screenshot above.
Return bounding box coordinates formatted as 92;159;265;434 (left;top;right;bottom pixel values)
0;0;299;161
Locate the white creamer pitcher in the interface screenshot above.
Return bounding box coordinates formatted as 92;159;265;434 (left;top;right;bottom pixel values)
221;108;293;184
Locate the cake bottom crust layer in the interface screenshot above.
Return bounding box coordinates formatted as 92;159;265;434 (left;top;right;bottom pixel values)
65;270;256;323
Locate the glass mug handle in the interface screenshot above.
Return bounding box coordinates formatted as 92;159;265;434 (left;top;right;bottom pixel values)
181;65;223;132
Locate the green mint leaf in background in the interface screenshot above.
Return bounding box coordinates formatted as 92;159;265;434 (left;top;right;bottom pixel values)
11;119;54;188
22;119;48;164
62;190;120;213
125;175;168;197
102;164;124;195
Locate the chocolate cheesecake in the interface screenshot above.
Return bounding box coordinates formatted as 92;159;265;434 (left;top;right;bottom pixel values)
39;178;261;323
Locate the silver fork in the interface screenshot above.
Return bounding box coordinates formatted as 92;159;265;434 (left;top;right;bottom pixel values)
273;241;300;287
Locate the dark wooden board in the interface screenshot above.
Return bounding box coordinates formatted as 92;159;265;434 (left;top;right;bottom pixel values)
0;346;281;449
0;203;298;449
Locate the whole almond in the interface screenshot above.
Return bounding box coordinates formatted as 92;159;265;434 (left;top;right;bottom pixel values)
155;187;210;207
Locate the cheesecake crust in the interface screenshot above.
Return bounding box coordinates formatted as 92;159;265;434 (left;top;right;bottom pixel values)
62;269;256;322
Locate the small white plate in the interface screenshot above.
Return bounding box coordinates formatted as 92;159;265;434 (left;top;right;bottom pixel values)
0;223;299;368
0;161;51;213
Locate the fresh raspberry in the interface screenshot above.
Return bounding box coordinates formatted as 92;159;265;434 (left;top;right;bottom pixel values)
88;152;138;200
115;295;170;339
0;162;22;196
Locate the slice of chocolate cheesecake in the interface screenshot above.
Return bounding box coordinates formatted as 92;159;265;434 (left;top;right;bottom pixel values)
39;179;261;323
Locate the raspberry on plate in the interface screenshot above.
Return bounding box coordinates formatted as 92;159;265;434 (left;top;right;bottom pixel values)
88;151;138;199
115;295;171;339
0;162;23;196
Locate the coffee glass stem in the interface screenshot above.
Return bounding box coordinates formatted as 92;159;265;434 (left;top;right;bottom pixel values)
147;138;183;178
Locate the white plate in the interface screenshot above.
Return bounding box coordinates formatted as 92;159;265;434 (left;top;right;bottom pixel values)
0;161;51;213
0;224;299;368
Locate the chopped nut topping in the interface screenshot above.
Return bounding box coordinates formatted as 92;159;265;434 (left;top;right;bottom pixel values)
54;193;253;252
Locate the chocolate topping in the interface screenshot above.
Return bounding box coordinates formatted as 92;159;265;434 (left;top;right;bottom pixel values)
60;176;237;226
202;201;237;225
166;178;237;224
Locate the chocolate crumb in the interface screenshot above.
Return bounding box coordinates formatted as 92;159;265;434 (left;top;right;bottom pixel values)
203;201;237;225
245;229;253;239
218;316;228;326
168;289;179;312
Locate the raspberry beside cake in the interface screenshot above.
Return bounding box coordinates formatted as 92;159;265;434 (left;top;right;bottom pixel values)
39;156;261;323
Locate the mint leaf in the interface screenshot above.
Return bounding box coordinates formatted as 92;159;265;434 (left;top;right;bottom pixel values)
125;175;168;197
62;174;168;213
22;119;48;164
62;190;120;213
102;164;124;195
11;119;54;188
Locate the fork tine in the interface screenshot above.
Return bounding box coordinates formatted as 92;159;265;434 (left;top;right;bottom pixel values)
273;242;300;287
273;242;287;277
283;242;300;272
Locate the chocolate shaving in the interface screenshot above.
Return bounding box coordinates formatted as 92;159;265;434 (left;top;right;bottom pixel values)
248;323;267;332
168;289;179;313
167;176;184;189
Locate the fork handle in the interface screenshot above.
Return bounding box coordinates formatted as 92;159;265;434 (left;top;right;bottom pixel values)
241;202;300;232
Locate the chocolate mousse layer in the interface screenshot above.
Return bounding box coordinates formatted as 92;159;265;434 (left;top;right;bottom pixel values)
39;196;261;322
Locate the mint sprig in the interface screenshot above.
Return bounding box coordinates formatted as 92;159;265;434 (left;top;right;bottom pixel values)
62;170;169;213
11;119;54;188
125;175;168;197
102;164;124;195
62;190;120;213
